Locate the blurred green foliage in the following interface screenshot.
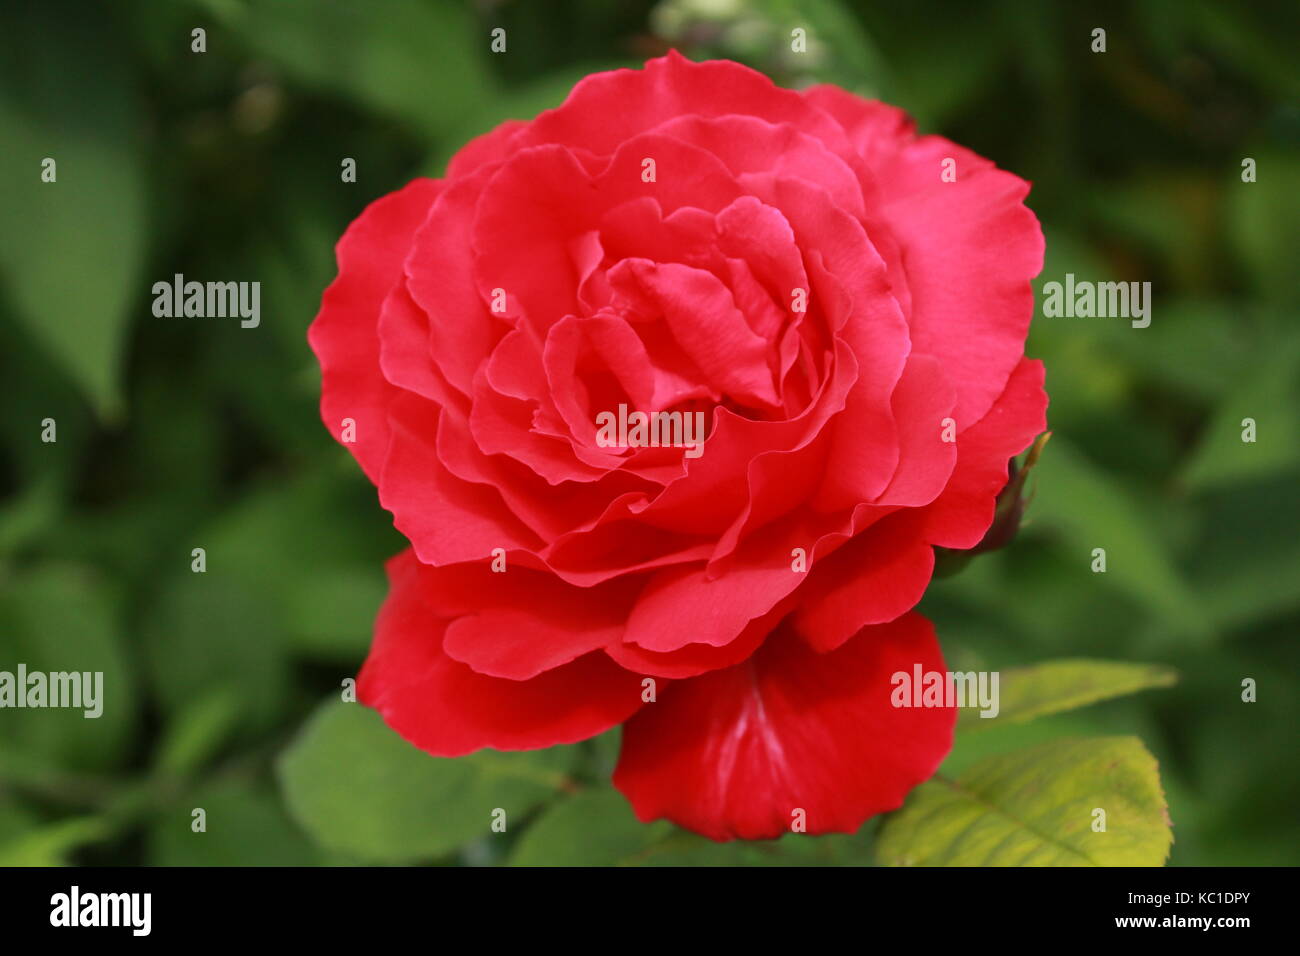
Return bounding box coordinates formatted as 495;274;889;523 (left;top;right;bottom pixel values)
0;0;1296;865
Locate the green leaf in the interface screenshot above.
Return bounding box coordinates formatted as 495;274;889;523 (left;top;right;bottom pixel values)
1029;437;1211;641
0;473;62;557
141;573;290;735
958;659;1177;733
283;567;387;661
278;701;571;863
217;0;496;140
1227;150;1300;304
1097;300;1263;403
0;1;147;419
1188;474;1300;628
634;829;875;866
513;786;875;866
877;737;1173;866
0;565;134;772
196;472;395;662
942;712;1121;779
0;798;38;847
511;789;671;866
1180;335;1300;491
151;687;242;779
148;781;318;866
0;816;109;867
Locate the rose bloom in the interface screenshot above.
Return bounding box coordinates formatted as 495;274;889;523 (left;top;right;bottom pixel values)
309;52;1046;841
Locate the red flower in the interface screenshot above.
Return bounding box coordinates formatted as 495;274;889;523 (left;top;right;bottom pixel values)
309;52;1047;841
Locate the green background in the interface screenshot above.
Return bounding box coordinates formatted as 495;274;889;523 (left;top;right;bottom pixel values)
0;0;1296;865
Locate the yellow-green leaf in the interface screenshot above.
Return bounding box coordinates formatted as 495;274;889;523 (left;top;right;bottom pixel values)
877;737;1172;866
958;659;1177;732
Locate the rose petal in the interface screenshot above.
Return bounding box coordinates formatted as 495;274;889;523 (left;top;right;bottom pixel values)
790;510;935;653
435;562;640;680
922;356;1048;549
379;392;543;564
519;51;846;157
880;166;1044;427
613;612;955;840
308;178;441;481
358;550;645;755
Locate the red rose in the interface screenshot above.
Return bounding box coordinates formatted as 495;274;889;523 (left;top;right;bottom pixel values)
309;52;1046;841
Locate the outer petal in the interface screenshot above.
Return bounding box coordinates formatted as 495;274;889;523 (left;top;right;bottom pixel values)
804;84;1043;427
880;166;1044;427
923;357;1048;549
379;392;542;565
357;550;645;756
605;597;785;680
429;562;641;680
800;87;915;171
308;178;441;481
445;119;528;179
790;510;935;653
405;169;508;398
518;50;846;158
613;612;955;841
